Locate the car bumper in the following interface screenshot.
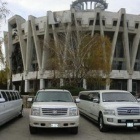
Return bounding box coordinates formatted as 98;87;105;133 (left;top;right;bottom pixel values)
103;115;140;127
29;115;79;128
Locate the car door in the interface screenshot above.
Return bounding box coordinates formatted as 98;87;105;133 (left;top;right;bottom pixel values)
78;92;90;115
0;92;5;125
0;91;9;124
88;92;100;121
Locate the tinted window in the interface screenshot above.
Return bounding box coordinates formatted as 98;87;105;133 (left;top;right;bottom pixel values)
1;91;8;101
88;92;100;101
6;92;12;101
16;92;20;99
10;92;15;100
80;92;100;102
34;91;73;102
102;92;136;102
79;92;89;101
13;92;18;100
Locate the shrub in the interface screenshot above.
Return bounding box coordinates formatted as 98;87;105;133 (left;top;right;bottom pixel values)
60;86;85;96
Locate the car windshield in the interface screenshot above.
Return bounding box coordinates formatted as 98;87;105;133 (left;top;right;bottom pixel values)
34;91;73;102
102;92;136;102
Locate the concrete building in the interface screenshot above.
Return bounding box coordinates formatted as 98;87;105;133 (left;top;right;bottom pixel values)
4;0;140;94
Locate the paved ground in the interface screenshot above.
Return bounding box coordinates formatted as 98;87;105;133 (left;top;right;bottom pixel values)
0;109;140;140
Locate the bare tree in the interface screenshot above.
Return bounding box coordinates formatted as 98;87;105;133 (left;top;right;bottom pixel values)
0;1;9;21
0;1;10;88
44;25;112;88
0;1;10;64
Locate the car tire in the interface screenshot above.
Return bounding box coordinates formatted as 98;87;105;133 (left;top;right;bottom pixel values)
99;113;108;132
29;125;37;134
137;127;140;131
70;127;78;134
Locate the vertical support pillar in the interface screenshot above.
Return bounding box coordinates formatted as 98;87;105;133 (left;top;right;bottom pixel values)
12;85;16;90
83;79;87;89
60;78;64;87
19;86;21;92
127;78;132;92
106;78;110;90
90;2;92;9
25;80;29;92
40;79;45;89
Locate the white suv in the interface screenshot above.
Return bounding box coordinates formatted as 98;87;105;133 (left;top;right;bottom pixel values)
29;89;79;134
78;90;140;132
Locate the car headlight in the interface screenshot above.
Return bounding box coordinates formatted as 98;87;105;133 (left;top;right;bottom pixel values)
103;109;115;115
31;107;40;116
69;107;78;116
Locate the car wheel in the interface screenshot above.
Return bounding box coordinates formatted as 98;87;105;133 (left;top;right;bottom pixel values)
137;127;140;131
29;125;37;134
99;113;108;132
70;127;78;134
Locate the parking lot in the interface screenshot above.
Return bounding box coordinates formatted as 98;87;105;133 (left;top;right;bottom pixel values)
0;108;140;140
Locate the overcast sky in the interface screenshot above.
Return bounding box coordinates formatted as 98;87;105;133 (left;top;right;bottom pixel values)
1;0;140;35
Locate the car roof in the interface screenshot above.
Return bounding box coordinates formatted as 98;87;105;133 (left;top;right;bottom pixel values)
80;90;129;93
37;89;70;92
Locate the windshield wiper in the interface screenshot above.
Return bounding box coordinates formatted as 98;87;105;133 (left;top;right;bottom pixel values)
115;100;130;102
52;100;67;102
103;100;115;102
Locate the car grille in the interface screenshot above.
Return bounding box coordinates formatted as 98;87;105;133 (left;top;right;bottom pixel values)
117;107;140;115
42;108;68;116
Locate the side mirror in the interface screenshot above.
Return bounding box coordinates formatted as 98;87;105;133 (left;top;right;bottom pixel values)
75;98;80;103
93;98;99;103
0;98;5;103
137;99;140;102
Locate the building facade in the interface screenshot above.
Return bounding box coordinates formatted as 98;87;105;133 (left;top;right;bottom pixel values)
4;0;140;94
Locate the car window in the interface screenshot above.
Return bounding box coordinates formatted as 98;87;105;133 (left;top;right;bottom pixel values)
13;92;18;100
10;92;15;100
34;91;73;102
6;92;12;101
79;92;100;102
89;92;100;101
1;91;8;101
79;92;89;101
16;92;20;99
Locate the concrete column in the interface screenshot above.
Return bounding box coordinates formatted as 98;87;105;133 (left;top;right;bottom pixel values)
40;79;45;89
19;86;21;92
12;85;16;90
90;2;92;9
106;83;110;90
25;80;29;92
7;80;10;90
86;2;88;10
106;78;110;90
83;79;87;89
127;79;132;92
60;78;64;87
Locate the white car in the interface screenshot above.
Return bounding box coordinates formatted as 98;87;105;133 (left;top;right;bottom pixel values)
78;90;140;132
29;89;80;134
0;90;23;126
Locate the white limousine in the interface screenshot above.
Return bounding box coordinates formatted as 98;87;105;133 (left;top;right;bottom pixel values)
0;90;23;126
78;90;140;132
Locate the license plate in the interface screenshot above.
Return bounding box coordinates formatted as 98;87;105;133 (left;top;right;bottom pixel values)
51;124;58;127
126;123;133;127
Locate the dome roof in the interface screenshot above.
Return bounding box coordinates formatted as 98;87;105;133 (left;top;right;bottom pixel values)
71;0;108;11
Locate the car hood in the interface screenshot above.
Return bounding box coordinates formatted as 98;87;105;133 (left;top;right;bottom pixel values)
102;102;140;109
32;102;77;108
